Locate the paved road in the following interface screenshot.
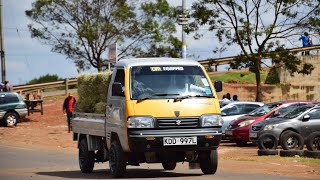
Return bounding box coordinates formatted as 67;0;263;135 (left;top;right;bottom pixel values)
0;144;309;180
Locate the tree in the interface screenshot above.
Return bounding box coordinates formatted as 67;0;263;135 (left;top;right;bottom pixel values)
27;74;61;84
26;0;181;72
188;0;319;101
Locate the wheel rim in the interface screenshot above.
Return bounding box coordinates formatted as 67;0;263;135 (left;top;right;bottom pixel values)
287;136;298;148
109;147;116;174
7;115;16;126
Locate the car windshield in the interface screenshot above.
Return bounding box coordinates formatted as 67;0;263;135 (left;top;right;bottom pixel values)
248;103;280;116
130;66;214;100
280;105;315;119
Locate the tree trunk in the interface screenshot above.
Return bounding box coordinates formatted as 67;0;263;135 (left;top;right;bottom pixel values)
97;59;102;72
255;64;262;102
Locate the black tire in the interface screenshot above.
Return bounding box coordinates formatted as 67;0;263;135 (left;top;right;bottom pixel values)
257;149;278;156
306;132;320;151
199;150;218;175
280;131;304;150
279;150;304;157
109;141;126;178
79;138;95;173
4;112;18;127
162;162;176;170
258;133;278;150
304;150;320;159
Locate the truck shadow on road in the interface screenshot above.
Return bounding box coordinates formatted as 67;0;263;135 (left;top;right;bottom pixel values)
36;169;202;179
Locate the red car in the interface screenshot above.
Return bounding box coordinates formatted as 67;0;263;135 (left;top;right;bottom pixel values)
224;100;319;146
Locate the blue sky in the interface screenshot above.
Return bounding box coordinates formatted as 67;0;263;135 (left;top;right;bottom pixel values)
2;0;317;85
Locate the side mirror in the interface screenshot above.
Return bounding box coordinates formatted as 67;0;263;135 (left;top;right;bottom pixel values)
112;82;124;97
214;80;223;92
302;114;310;121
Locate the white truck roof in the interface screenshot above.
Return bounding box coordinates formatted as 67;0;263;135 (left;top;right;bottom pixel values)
115;58;202;68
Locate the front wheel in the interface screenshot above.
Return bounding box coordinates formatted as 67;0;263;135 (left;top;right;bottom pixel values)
162;162;176;170
109;141;126;178
199;150;218;174
79;138;95;173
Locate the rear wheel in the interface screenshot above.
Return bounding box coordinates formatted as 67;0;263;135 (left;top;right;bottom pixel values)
79;138;95;173
4;112;18;127
109;141;126;178
199;150;218;174
306;132;320;151
162;162;176;170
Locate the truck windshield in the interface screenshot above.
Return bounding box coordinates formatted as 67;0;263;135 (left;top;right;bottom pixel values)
130;66;214;100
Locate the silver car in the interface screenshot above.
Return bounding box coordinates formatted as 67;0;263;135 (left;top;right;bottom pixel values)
221;101;264;135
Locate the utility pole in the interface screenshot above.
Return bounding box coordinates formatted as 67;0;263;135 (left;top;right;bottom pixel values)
178;0;189;59
0;0;5;82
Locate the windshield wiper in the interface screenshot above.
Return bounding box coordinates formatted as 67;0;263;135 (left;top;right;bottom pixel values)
174;94;213;102
137;93;180;103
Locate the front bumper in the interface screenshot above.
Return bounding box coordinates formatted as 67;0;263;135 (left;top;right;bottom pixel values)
128;128;222;152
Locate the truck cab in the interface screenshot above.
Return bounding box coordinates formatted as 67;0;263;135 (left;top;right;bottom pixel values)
72;58;223;177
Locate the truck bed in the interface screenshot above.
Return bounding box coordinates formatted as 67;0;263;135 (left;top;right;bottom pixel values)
71;112;106;137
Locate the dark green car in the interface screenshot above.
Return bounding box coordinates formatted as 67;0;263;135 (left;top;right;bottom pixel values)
0;92;28;127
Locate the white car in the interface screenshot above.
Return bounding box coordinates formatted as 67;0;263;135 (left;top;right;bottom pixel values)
221;101;264;135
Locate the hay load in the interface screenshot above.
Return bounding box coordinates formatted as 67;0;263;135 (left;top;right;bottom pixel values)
76;72;112;113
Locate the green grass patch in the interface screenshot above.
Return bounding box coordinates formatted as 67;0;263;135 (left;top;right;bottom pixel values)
210;68;270;84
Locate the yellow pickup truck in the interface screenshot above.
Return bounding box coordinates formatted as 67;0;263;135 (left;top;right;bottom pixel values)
72;58;223;177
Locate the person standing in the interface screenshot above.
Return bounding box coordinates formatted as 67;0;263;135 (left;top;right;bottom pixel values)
299;32;312;56
63;93;76;133
3;80;13;92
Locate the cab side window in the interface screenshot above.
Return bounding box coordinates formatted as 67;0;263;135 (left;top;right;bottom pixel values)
112;68;125;97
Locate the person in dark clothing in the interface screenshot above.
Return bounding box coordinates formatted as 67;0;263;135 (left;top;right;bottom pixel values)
63;93;76;133
226;93;231;100
3;80;13;92
233;94;239;101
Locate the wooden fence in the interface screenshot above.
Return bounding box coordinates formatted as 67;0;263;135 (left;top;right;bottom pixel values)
13;78;77;98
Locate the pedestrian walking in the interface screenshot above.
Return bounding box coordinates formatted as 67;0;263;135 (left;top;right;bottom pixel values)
63;93;76;133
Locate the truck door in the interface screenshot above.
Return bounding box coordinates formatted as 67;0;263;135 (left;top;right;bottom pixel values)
300;108;320;138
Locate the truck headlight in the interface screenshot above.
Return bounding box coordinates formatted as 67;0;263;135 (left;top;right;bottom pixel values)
128;116;155;128
200;114;223;127
263;124;279;130
238;120;255;127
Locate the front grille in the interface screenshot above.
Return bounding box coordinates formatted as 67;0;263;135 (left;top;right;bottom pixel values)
251;126;262;131
156;118;199;128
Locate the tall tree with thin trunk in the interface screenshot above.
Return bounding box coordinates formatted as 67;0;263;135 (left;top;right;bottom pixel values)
26;0;181;72
188;0;319;101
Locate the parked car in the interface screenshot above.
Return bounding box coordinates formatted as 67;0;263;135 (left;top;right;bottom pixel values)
249;104;320;150
221;101;264;135
224;100;319;146
0;92;28;127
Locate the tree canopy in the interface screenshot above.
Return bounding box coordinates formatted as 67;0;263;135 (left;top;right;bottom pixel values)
26;0;181;72
189;0;319;101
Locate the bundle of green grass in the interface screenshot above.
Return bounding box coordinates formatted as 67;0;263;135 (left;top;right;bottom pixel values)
76;72;112;113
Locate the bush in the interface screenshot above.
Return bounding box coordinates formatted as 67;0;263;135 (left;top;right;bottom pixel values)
76;72;112;113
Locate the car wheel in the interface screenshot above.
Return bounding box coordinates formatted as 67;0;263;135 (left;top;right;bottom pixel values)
258;133;278;150
304;150;320;159
306;132;320;151
257;149;278;156
78;138;95;173
280;131;304;150
109;141;126;178
4;112;18;127
279;150;304;157
162;162;176;170
199;150;218;174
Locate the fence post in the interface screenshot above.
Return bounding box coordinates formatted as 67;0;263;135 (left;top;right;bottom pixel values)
65;78;69;96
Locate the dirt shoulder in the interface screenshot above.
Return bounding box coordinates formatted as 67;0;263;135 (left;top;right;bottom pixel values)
0;96;319;179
